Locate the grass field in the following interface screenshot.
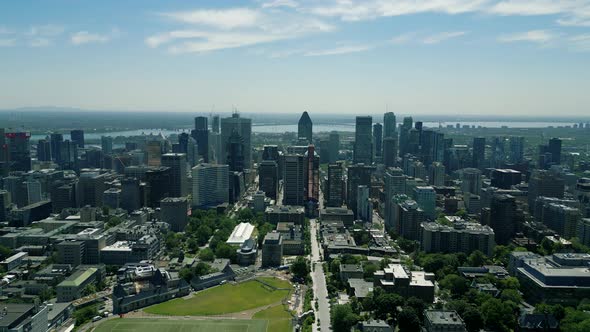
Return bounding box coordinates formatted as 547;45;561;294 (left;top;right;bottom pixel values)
252;304;293;332
144;278;292;316
94;318;268;332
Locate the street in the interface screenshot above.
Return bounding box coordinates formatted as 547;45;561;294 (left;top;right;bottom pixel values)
310;218;331;332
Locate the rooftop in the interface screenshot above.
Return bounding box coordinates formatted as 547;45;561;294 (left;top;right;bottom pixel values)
59;267;97;287
425;310;465;326
226;222;255;245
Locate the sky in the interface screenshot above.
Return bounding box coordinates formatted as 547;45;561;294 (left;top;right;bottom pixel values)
1;0;590;117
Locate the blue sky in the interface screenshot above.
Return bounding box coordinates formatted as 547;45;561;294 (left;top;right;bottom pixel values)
1;0;590;117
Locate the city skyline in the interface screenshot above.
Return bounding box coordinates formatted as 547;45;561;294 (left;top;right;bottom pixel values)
1;1;590;115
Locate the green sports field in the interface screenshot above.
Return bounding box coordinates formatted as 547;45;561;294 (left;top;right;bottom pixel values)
94;318;268;332
144;278;292;316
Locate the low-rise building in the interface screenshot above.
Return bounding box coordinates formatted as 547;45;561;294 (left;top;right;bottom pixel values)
56;265;104;302
236;238;257;266
374;264;435;303
261;232;283;267
112;264;190;314
420;222;495;256
0;252;28;271
424;310;467;332
339;264;364;282
226;222;255;246
319;207;355;227
0;304;48;332
265;206;305;225
190;259;235;290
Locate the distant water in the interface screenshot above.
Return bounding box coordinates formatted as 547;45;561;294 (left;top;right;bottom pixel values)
29;121;581;141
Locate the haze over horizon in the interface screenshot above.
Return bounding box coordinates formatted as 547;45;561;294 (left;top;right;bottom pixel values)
1;0;590;116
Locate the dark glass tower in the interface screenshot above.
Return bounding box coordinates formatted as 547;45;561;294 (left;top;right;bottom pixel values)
193;116;209;163
70;130;85;148
298;111;313;144
373;123;383;158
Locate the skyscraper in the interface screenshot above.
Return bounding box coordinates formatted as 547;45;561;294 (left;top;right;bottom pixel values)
305;145;320;205
192;163;229;208
221;113;252;169
212;115;220;133
259;160;278;200
328;131;340;164
50;133;63;163
298;111;313;144
146;141;162;167
5;132;31;171
347;163;375;214
398;200;424;240
428;162;445;187
226;130;245;172
37;139;51;162
161;153;188;197
356;185;371;222
383;137;398;167
490;194;517;245
528;170;565;211
193;116;209;163
283;154;306;206
548;137;562;165
508;136;524;163
70;130;85;148
353;116;373;164
121;177;141;212
399;117;413;157
383;112;396;138
413;186;436;219
326;162;344;207
101;136;113;154
373;123;383;159
472;137;486;169
460;168;482;195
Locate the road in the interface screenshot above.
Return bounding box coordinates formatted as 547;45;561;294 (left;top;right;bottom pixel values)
310;218;331;332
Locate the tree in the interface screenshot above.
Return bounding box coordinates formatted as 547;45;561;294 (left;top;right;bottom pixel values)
467;250;488;267
198;248;215;262
179;267;194;282
500;288;522;304
439;274;469;298
193;262;212;277
82;284;97;296
481;298;516;332
398;307;421;332
290;256;310;280
374;292;404;320
331;304;359;332
73;305;99;326
0;245;12;261
195;225;213;245
214;242;237;262
561;308;590;332
406;297;426;321
462;306;484;332
363;262;378;280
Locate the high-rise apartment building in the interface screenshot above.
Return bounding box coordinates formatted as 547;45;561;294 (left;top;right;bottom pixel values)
472;137;486;169
509;136;524;163
191;163;229;208
161;153;188;197
347;163;374;214
413;186;436;219
326;162;344;207
528;170;565;212
258;160;278;200
101;136;113;154
490;194;517;245
428;162;445;187
283;155;306;206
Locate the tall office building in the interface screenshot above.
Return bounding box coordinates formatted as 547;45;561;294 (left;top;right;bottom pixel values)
161;153;188;197
193;116;209;163
221;113;252;169
490;194;517;245
356;185;371;222
37;139;51;162
50;133;63;163
528;170;565;211
326;162;344;207
347;164;375;214
384;167;406;230
373;123;383;159
305;145;320;204
121;177;141;212
399;117;413;157
212;115;220;133
101;136;113;154
283;155;306;206
160;197;189;232
145;167;172;207
472;137;486;169
0;190;11;222
413;186;436;219
548;138;562;165
146;141;162;167
70;130;85;148
191;163;229;208
25;180;42;205
226;130;245;172
5;132;32;171
509;136;524;163
328;131;340;164
460;168;482;195
428;162;445;187
353;116;373;164
177;133;189;154
258;160;278;200
298;111;313;144
419;130;443;165
383;112;396;138
383;137;398;167
541;203;580;239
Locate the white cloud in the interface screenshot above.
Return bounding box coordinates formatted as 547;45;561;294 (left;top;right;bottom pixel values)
27;24;65;37
71;31;115;45
161;8;261;29
29;38;52;47
498;30;556;43
304;44;373;56
149;7;335;53
390;32;418;44
423;31;467;44
0;39;16;47
262;0;299;9
568;33;590;51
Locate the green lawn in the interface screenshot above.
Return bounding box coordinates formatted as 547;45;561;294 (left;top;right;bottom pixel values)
94;318;267;332
144;278;292;316
252;305;293;332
